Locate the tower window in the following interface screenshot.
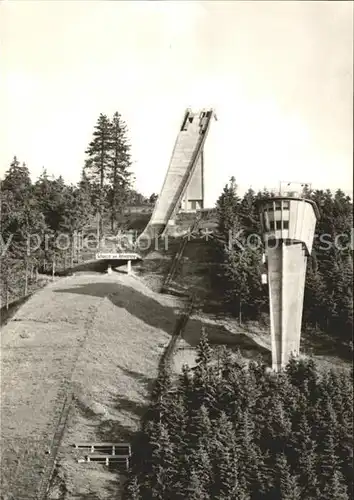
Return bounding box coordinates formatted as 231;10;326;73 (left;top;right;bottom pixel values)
275;202;281;211
282;200;290;210
283;220;289;230
276;220;282;230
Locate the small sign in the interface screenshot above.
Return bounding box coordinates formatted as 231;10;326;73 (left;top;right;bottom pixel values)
96;253;140;260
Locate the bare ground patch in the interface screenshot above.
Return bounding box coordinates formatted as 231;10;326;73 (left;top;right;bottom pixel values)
41;274;182;499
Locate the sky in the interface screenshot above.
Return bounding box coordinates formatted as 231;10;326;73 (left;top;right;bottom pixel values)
1;1;353;205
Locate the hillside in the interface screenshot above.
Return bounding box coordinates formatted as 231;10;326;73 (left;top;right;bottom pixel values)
1;267;273;500
0;272;170;499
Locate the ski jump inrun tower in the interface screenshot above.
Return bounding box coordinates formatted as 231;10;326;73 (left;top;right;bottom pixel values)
139;108;216;240
257;190;319;371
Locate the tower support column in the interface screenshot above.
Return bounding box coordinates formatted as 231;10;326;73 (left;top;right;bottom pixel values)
267;241;307;371
257;195;319;371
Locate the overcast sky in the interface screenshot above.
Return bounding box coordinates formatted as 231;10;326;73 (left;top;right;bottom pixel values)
1;1;353;205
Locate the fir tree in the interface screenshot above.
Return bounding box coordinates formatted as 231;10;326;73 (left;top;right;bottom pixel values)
2;157;32;202
187;442;213;497
107;111;132;232
213;447;238;500
149;422;177;499
188;404;213;451
185;468;209;500
195;327;213;369
125;474;141;500
151;362;172;423
297;442;321;499
319;431;337;473
273;453;301;500
84;113;112;237
321;470;349;500
216;176;241;241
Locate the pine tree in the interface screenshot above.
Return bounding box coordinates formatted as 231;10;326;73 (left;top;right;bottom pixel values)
216;176;241;242
263;395;292;457
219;346;234;380
151;362;172;423
71;169;94;231
321;470;349;500
319;431;339;484
2;160;46;271
273;453;301;500
304;262;328;330
188;404;213;451
187;442;213;497
178;364;194;409
242;444;268;499
195;327;213;369
239;187;260;236
213;447;238;500
125;474;141;500
84;113;112;237
1;157;32;202
211;413;238;499
297;441;321;499
148;421;177;499
193;329;217;410
185;468;209;500
107;111;132;232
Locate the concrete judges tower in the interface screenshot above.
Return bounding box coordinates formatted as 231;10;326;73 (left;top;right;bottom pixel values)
257;188;319;371
139;108;215;240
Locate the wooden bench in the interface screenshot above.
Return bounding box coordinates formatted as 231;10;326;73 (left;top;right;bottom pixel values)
84;454;129;468
73;442;131;456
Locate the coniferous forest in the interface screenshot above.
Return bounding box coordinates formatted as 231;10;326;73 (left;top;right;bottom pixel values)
125;333;353;500
122;179;352;499
0;112;152;306
213;177;353;347
1;109;352;346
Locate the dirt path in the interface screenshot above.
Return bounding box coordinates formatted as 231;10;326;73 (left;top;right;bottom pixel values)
0;272;183;500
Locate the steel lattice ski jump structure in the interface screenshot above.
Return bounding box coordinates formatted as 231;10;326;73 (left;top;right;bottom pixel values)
138;108;216;241
257;183;319;371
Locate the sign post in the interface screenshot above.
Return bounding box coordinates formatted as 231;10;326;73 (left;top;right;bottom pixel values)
95;253;141;261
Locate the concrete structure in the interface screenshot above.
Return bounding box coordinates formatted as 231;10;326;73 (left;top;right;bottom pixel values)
139;108;215;240
257;196;319;371
180;151;204;212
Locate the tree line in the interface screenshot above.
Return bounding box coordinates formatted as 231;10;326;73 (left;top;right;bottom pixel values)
124;331;353;499
212;178;353;345
0;111;154;305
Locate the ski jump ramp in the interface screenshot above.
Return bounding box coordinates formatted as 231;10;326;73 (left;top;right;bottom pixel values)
138;108;216;241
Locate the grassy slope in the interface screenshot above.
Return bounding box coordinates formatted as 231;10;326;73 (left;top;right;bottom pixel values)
1;271;192;499
0;276;100;500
